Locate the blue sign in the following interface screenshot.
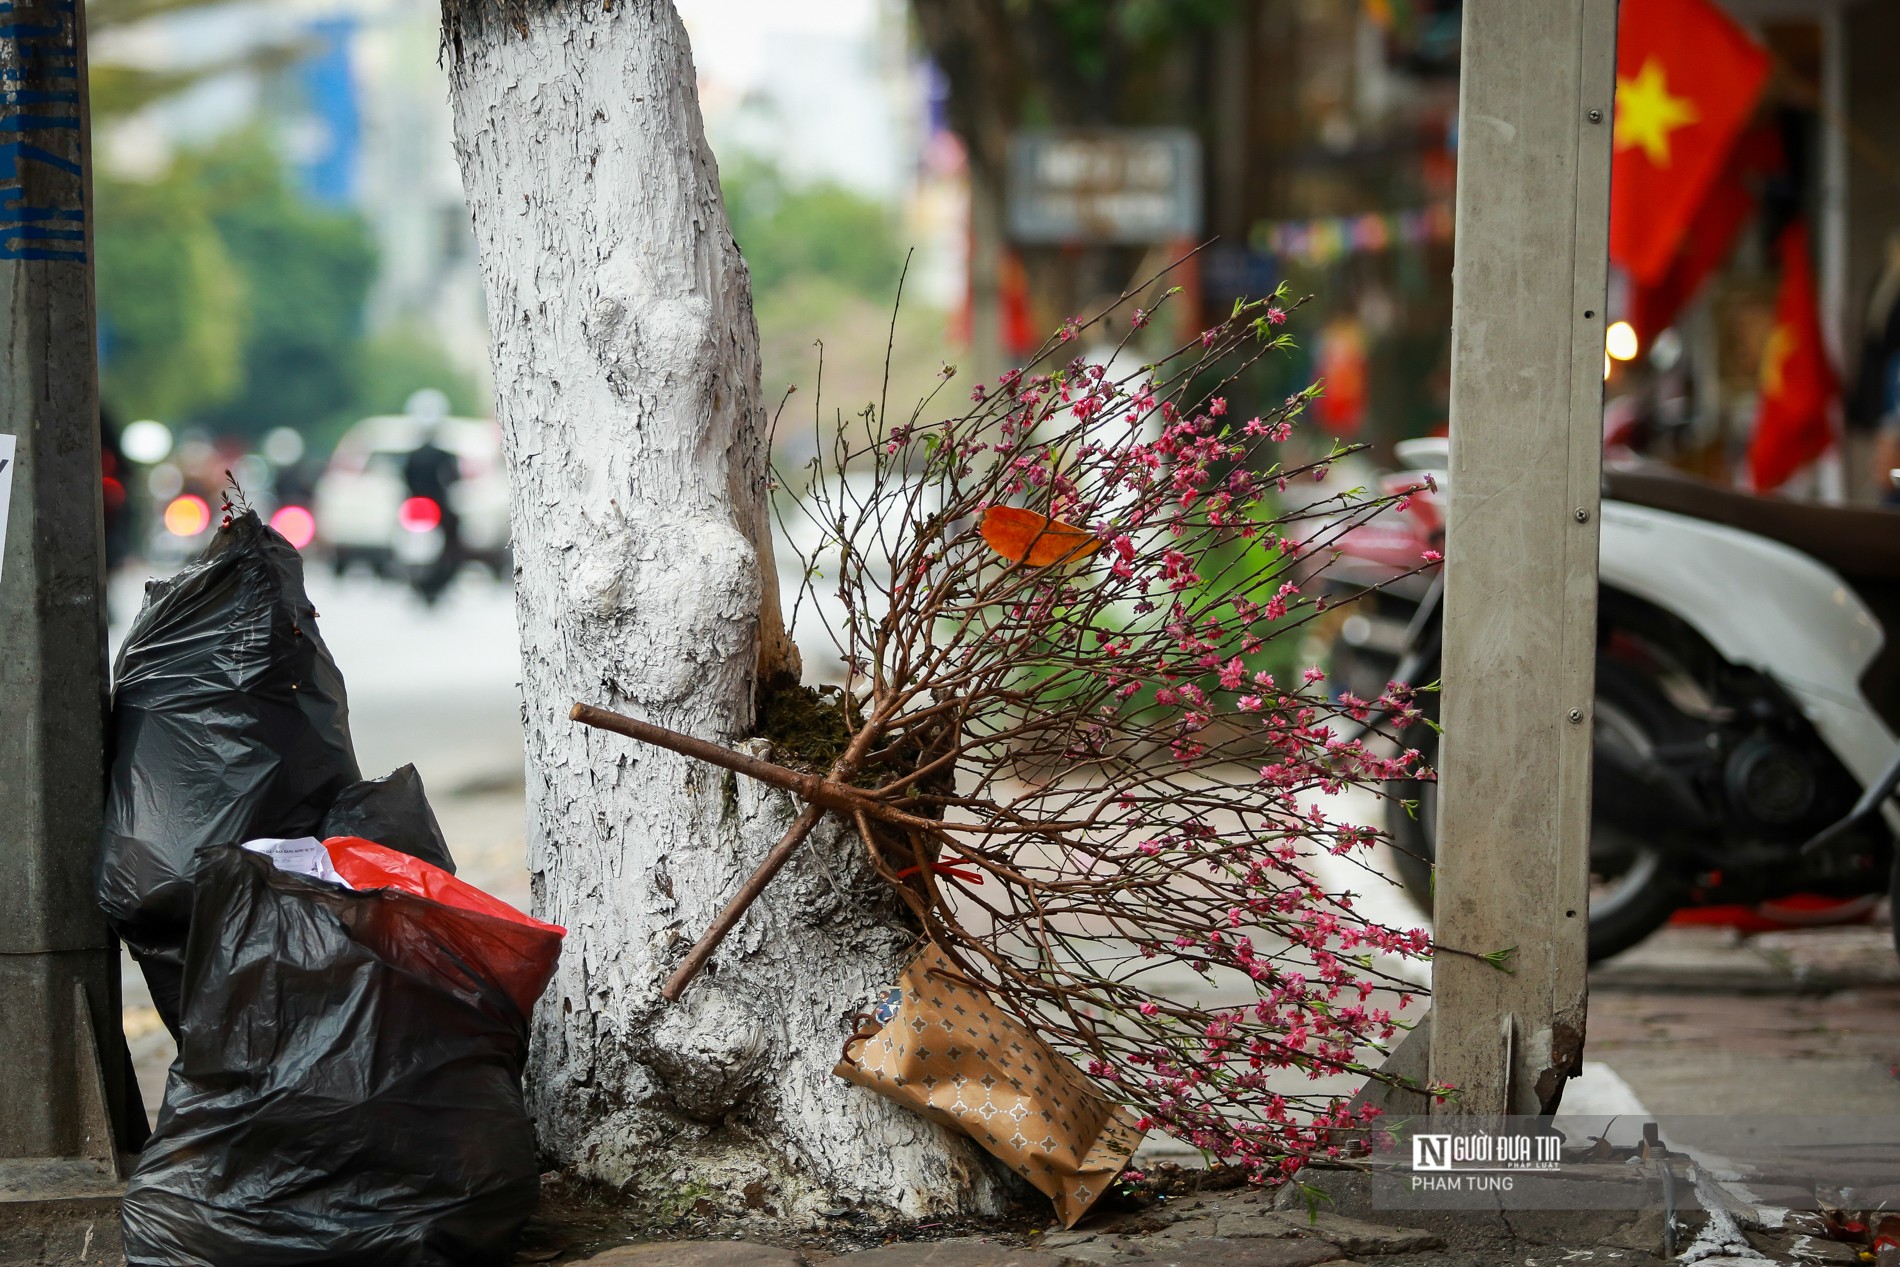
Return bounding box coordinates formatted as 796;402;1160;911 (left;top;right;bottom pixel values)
296;17;360;206
0;0;86;262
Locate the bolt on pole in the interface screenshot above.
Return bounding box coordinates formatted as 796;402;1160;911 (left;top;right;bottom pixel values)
0;0;137;1164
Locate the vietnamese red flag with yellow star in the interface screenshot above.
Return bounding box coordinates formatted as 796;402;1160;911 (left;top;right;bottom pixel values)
1629;125;1783;343
1749;222;1839;491
1610;0;1769;286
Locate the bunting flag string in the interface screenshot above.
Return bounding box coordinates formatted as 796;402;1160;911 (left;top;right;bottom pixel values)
1248;201;1454;267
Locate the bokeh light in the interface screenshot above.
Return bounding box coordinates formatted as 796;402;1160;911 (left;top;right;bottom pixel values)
1605;320;1639;362
398;496;442;533
121;419;173;465
163;494;210;538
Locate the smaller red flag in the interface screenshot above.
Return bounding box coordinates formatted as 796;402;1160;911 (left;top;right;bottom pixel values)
1748;222;1839;492
1001;250;1038;356
1314;317;1369;437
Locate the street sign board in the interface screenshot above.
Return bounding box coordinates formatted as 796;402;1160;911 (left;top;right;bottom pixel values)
1006;128;1202;245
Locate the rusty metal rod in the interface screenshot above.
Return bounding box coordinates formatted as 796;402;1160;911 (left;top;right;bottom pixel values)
569;701;934;829
659;802;825;1001
571;701;907;1001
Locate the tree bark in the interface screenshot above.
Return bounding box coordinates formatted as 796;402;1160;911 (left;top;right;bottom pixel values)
441;0;1004;1219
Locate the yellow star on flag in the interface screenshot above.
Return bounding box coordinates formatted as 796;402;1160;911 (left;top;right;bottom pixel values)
1615;58;1699;167
1760;324;1794;397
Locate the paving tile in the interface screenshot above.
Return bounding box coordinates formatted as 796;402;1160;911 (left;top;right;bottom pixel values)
1129;1236;1345;1267
1288;1212;1444;1256
1030;1234;1141;1264
570;1242;805;1267
827;1242;1078;1267
1036;1232;1099;1250
1147;1217;1223;1241
1217;1208;1307;1238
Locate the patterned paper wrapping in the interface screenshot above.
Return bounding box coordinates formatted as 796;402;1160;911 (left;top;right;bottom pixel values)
834;943;1145;1226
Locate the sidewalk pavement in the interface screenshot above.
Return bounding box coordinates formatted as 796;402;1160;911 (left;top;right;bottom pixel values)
1584;921;1900;1118
481;1150;1861;1265
30;915;1887;1267
72;675;1900;1267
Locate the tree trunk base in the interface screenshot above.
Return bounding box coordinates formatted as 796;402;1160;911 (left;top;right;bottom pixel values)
524;752;1009;1223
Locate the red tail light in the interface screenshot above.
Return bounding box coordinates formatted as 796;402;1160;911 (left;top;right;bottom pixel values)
398;497;441;533
270;505;317;549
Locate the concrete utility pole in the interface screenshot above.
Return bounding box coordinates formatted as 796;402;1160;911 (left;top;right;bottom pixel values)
1428;0;1618;1115
0;0;133;1174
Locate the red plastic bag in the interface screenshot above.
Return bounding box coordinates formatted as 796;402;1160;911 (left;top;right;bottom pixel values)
323;836;564;1020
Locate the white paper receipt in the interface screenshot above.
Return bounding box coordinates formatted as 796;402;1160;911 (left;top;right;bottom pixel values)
241;836;354;889
0;434;15;584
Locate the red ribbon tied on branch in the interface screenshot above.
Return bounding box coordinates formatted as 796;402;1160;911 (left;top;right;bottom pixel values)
893;860;985;886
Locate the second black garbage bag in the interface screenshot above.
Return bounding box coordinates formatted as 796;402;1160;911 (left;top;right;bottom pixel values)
121;842;562;1267
99;510;360;1031
320;762;457;874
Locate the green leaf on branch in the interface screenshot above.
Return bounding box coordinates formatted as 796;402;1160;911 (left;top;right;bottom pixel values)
1482;946;1518;974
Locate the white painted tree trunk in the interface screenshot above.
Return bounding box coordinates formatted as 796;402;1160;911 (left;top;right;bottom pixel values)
442;0;1005;1221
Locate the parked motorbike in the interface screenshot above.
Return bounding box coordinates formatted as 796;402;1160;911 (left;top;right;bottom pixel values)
1318;438;1899;961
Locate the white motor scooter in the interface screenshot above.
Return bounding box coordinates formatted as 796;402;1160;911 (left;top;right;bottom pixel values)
1323;438;1899;961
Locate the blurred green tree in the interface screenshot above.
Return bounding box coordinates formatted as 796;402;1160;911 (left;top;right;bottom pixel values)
720;155;903;299
89;2;484;443
89;0;311;120
95;135;379;440
188;139;379;438
95;169;246;421
96;132;484;441
351;323;490;423
715;152;954;430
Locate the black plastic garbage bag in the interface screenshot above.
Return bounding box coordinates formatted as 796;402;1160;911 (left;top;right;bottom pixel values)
100;511;359;1032
121;845;546;1267
321;764;456;875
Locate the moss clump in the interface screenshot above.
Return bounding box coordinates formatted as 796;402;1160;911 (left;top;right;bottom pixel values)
755;682;855;773
754;682;955;807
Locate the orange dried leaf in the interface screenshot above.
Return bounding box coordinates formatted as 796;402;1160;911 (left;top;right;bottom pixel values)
980;506;1102;567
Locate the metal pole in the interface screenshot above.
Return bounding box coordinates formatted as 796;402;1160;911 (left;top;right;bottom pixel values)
1427;0;1617;1115
0;0;131;1167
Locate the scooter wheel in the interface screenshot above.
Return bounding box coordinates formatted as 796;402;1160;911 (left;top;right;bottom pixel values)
1384;656;1685;962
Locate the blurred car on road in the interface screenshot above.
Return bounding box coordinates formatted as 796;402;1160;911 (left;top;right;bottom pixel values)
314;413;511;580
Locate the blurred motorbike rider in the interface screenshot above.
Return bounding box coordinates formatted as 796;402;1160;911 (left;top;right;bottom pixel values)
402;394;462;602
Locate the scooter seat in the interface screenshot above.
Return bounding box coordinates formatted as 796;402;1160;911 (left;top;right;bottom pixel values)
1604;465;1900;586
